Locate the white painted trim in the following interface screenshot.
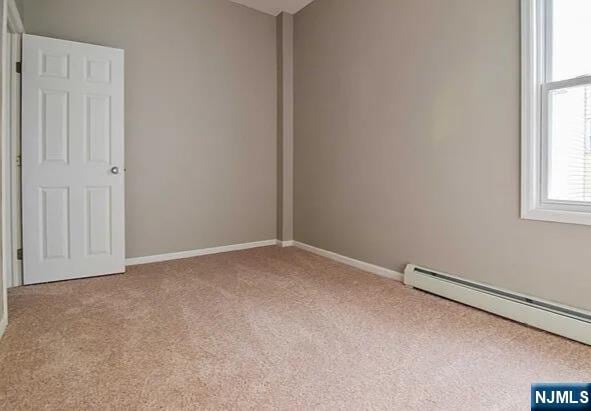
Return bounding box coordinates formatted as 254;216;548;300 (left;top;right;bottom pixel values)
125;240;279;266
404;264;591;346
292;241;404;282
7;32;20;288
1;0;23;291
0;0;10;332
0;310;6;340
521;0;544;222
279;240;294;247
1;31;12;288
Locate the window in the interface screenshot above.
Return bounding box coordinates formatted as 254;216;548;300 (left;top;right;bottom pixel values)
522;0;591;225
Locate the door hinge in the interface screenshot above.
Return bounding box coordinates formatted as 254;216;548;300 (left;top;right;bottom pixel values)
16;61;21;74
17;248;23;260
16;155;21;167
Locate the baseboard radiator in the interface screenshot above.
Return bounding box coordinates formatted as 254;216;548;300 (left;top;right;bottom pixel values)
404;264;591;346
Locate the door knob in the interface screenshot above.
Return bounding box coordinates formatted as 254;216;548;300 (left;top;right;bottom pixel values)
110;166;120;175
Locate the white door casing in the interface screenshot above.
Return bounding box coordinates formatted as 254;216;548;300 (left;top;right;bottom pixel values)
22;35;124;284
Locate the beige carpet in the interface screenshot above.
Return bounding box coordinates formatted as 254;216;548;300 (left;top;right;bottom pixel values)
0;246;589;410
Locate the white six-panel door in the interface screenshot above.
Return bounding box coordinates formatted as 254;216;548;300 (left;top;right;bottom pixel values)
22;35;124;284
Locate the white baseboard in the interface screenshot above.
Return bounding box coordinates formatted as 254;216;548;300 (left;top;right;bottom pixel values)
0;312;7;340
126;239;279;266
126;239;404;283
292;241;404;282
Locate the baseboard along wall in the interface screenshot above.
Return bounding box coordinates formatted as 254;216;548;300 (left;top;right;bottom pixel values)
292;242;404;282
125;239;404;283
125;240;278;266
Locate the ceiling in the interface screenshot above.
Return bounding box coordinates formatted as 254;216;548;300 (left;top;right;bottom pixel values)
229;0;316;16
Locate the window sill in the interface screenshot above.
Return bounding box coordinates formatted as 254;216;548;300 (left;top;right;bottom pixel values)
521;207;591;226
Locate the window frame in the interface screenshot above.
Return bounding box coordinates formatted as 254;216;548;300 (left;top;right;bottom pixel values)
521;0;591;226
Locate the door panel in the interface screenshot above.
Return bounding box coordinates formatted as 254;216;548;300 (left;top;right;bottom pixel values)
41;187;70;260
86;186;111;256
41;89;69;163
22;34;125;284
86;95;111;164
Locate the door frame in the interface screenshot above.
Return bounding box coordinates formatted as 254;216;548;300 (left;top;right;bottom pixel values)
2;0;24;292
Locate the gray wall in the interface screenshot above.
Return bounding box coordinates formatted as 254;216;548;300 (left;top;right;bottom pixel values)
23;0;278;258
294;0;591;311
14;0;23;19
276;13;294;241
